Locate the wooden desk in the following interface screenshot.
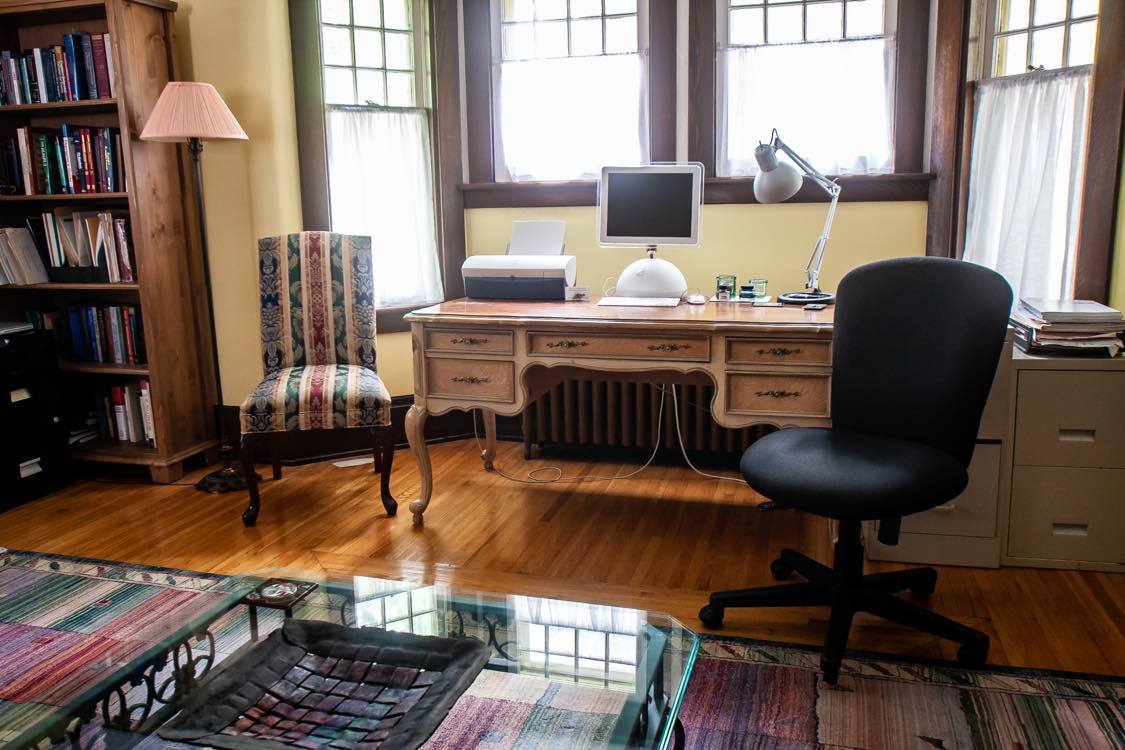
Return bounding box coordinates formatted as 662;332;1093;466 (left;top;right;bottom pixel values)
403;299;835;524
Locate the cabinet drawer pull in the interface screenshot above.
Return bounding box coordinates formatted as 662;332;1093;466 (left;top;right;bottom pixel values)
757;347;802;356
451;375;491;385
755;390;801;399
449;336;489;345
546;340;589;350
1052;522;1088;537
647;343;691;352
1057;428;1096;443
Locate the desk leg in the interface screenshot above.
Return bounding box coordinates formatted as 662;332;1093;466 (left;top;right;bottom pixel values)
480;408;497;471
406;403;432;526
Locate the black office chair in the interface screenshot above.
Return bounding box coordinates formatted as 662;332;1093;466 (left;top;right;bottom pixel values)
699;257;1012;684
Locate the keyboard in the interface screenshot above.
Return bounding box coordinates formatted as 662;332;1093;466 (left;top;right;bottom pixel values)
597;296;682;307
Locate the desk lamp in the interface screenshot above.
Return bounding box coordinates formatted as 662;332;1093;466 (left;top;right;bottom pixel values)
141;82;249;494
754;129;840;304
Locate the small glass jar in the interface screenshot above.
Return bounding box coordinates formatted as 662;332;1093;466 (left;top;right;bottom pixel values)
746;278;768;299
715;275;737;298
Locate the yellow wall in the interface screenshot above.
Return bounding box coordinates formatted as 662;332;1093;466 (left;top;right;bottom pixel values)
1109;158;1125;312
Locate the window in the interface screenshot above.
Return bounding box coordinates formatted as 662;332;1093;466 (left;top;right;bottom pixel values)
491;0;648;181
353;578;443;634
316;0;444;308
990;0;1098;77
716;0;896;177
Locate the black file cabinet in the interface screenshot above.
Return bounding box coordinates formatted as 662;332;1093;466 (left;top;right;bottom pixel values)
1;329;68;509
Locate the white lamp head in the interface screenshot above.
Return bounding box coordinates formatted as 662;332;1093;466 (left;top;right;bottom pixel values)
752;143;802;203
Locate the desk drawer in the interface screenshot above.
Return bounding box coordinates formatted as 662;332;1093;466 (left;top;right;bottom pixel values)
727;338;830;366
1014;371;1125;468
426;358;515;402
1008;466;1125;564
727;372;829;417
528;332;710;361
424;328;514;355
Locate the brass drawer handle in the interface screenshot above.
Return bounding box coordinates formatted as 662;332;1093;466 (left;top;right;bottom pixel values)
450;336;489;345
648;343;692;352
757;347;802;356
451;375;491;385
546;340;589;350
755;390;801;399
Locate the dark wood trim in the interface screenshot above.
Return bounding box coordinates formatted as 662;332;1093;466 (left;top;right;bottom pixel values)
431;0;468;300
687;0;716;175
648;0;677;163
376;305;420;334
460;173;934;209
463;0;494;183
925;0;972;258
1074;2;1124;302
894;0;931;174
288;0;331;230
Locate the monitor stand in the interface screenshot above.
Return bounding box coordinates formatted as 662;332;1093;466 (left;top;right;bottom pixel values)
614;246;688;299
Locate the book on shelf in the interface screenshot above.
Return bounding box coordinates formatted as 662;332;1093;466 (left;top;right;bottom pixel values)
1011;298;1123;358
0;226;49;284
85;380;154;447
62;302;145;365
2;124;125;195
0;33;115;106
34;209;135;282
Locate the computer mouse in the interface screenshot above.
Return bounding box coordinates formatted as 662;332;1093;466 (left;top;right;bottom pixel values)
686;294;707;305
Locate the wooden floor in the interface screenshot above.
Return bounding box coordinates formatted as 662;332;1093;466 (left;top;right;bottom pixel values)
2;439;1122;677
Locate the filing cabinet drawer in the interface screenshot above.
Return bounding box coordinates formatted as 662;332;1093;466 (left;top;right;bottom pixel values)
1008;466;1125;564
1014;371;1125;468
426;358;515;402
529;332;710;361
726;338;831;366
727;373;830;417
424;328;514;355
900;443;999;538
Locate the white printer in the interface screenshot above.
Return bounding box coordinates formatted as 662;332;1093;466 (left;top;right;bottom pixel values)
461;220;576;300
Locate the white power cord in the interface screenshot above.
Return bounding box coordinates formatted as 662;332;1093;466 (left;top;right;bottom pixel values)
667;385;746;485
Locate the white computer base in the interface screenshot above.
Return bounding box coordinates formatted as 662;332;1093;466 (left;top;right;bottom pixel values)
613;250;688;299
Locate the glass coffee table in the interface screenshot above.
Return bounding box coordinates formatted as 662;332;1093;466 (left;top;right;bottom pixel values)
4;573;699;750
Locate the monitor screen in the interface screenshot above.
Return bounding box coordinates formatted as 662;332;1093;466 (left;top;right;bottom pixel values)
599;165;702;246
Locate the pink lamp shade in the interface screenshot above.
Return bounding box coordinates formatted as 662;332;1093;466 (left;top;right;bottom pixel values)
140;82;248;142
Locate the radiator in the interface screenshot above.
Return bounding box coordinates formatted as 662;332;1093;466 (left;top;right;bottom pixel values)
520;379;772;458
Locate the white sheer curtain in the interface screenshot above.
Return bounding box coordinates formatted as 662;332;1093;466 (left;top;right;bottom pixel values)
963;67;1091;302
512;595;642;634
326;108;444;308
495;54;647;181
718;38;893;177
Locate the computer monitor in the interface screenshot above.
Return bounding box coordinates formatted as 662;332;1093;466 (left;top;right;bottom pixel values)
598;164;703;299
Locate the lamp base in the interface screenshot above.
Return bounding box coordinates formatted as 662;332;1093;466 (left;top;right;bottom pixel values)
196;462;250;494
778;290;835;305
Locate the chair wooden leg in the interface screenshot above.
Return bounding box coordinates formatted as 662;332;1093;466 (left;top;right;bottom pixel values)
241;435;261;527
372;431;383;474
271;451;282;481
378;433;397;517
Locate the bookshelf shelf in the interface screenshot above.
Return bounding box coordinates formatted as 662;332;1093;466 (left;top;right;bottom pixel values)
0;192;128;202
0;98;117;116
58;360;148;375
71;438;157;464
0;282;140;292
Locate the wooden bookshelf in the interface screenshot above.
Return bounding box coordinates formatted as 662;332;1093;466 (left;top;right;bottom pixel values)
0;0;218;483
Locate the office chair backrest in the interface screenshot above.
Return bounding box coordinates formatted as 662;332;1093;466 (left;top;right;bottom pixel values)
831;257;1012;467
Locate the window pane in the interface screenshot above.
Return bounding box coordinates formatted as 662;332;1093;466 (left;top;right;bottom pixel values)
996;0;1030;31
767;4;803;43
1033;0;1066;25
571;18;603;55
549;626;575;654
385;31;413;69
387;71;414;106
1067;19;1096;66
503;0;533;22
324;67;355;104
1070;0;1098;17
354;28;383;67
321;0;350;24
383;0;411;29
807;1;844;41
534;20;569;57
535;0;567;21
730;7;765;45
356;69;385;104
846;0;883;37
503;23;534;58
578;630;605;659
1030;25;1064;68
607;633;635;662
322;25;353;66
604;15;637;53
994;32;1028;75
604;0;636;14
353;0;380;26
571;0;602;17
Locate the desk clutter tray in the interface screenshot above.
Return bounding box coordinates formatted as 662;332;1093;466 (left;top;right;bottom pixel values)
159;619;490;750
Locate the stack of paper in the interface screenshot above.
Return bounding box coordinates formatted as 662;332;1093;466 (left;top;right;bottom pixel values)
1011;297;1124;357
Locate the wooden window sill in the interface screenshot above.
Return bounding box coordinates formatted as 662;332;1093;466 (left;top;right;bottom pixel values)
459;173;935;209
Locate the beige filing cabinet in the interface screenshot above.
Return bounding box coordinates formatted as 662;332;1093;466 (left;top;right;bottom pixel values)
864;337;1014;568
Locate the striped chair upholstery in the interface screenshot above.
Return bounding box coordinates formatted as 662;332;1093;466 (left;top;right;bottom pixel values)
240;232;391;434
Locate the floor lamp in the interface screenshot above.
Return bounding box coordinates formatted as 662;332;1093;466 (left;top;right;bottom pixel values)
140;82;249;493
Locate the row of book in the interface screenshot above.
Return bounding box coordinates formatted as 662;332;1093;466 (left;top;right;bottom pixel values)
69;382;155;448
40;210;134;282
0;226;48;284
1010;297;1123;358
0;33;115;106
64;303;146;365
3;124;125;195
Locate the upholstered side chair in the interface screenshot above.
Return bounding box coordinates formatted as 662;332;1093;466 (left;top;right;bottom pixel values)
238;232;396;526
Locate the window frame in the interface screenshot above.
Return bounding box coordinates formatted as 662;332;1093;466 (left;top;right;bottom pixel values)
983;0;1098;78
289;0;466;333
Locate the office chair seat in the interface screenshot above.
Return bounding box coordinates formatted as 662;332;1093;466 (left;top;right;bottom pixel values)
741;428;968;520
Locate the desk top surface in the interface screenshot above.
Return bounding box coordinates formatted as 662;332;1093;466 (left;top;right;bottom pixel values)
407;298;836;331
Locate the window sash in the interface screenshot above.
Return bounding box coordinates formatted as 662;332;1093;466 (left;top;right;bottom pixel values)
984;0;1099;78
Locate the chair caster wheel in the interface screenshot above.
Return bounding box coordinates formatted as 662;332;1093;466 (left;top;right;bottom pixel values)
910;569;938;599
957;639;989;667
770;559;794;581
699;605;725;629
